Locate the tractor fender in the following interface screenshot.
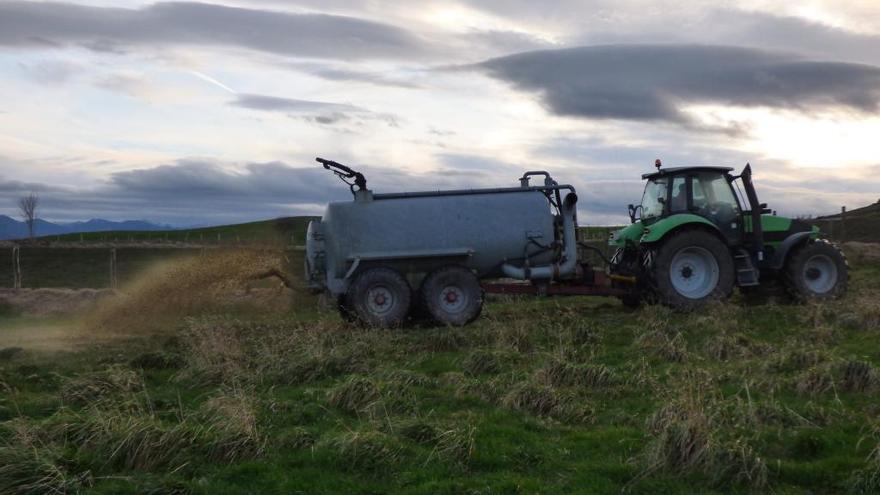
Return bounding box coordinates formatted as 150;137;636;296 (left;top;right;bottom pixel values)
640;214;722;244
768;231;812;270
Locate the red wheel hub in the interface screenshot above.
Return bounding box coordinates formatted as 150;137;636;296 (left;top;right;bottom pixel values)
444;291;458;304
374;294;386;306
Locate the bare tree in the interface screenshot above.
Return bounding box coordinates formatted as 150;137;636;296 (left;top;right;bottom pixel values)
18;192;39;240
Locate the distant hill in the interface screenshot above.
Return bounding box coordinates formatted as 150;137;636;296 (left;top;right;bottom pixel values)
0;215;171;240
43;216;318;245
815;201;880;242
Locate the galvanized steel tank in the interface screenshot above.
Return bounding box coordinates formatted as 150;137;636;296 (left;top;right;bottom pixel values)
307;189;557;296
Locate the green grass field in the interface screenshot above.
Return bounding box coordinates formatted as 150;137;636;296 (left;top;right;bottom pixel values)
1;252;879;494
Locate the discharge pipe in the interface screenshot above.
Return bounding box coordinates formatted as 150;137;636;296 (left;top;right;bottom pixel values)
502;192;579;281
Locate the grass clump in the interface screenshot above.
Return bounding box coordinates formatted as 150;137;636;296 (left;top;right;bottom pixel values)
535;358;614;388
326;377;382;415
130;350;186;370
327;429;405;472
639;397;768;490
840;361;880;393
461;350;502;376
0;347;24;361
428;424;477;468
60;365;144;406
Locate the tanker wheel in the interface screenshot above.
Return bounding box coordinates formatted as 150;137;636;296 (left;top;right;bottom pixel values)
421;266;483;326
348;267;412;327
784;239;848;301
650;230;734;310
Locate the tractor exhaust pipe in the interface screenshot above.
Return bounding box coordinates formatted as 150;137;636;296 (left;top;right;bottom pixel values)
502;192;578;281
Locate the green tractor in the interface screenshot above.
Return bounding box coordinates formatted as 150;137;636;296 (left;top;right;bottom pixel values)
609;162;848;309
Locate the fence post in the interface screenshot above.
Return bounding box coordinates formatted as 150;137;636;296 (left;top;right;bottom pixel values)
109;248;118;290
839;206;846;242
12;246;22;289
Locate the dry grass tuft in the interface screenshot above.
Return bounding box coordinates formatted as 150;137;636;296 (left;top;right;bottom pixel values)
0;443;92;495
840;361;880;393
328;429;404;472
636;328;688;363
326;377;382;415
199;386;266;462
461;350;502;376
849;425;880;494
429;424;477;468
178;317;369;386
502;381;558;416
535;358;614;388
0;347;24;361
638;388;768;490
60;365;144;406
129;350;185;370
795;367;837;397
500;379;594;423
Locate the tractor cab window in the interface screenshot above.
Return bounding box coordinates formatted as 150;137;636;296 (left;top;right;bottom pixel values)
691;173;740;225
669;177;688;213
641;178;668;219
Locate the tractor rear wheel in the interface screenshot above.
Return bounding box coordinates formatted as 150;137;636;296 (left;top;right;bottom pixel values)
421;266;483;326
649;230;734;310
348;267;412;327
784;239;848;301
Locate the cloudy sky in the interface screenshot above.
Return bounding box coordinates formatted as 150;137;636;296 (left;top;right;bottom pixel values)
1;0;879;226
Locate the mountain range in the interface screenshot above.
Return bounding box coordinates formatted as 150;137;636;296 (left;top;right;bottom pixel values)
0;215;172;240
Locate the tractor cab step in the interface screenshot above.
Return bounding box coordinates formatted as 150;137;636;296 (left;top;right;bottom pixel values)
734;249;760;286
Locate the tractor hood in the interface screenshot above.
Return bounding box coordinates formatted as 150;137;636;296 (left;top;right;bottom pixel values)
610;221;644;248
743;215;819;244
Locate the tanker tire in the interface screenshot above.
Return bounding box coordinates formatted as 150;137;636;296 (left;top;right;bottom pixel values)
348;267;412;327
784;239;848;301
650;229;734;310
421;266;483;327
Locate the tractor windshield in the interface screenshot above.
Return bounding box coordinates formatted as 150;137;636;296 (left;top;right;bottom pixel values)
641;178;668;219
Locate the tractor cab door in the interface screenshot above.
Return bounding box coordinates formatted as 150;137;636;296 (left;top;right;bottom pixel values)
686;172;743;245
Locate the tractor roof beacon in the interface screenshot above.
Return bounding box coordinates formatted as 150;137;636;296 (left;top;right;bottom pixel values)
609;162;848;309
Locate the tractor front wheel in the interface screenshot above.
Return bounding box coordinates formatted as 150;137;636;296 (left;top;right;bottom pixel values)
784;239;848;301
649;230;735;310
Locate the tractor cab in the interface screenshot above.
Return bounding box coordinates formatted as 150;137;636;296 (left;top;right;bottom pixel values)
636;165;744;244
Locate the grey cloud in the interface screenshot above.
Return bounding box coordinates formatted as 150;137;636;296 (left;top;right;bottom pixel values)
0;1;430;60
17;60;82;85
463;29;554;56
232;94;363;113
231;93;400;128
2;158;509;225
478;44;880;126
305;65;422;89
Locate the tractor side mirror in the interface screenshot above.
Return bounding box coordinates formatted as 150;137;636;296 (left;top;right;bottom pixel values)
627;204;642;223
